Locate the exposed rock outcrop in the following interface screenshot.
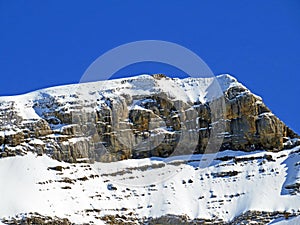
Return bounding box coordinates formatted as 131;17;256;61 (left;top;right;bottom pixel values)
0;74;298;162
3;210;299;225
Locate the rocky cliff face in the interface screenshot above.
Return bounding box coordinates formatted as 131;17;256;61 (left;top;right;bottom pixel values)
0;74;298;162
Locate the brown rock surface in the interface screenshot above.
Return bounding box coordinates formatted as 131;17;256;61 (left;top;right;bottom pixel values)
0;74;298;162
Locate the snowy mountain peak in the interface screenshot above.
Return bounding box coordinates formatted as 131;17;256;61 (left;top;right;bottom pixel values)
0;74;299;224
0;73;298;161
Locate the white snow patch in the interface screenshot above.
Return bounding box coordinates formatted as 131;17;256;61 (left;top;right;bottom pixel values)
0;148;299;224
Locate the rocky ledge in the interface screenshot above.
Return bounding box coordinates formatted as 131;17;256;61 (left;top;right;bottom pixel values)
2;211;299;225
0;74;298;162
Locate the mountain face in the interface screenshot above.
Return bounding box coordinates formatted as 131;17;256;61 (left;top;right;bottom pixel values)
0;74;300;225
0;74;298;163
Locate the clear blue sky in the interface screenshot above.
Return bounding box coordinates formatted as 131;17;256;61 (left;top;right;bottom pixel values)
0;0;299;133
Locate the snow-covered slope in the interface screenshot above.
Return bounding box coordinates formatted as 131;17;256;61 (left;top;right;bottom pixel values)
0;74;299;224
0;147;299;224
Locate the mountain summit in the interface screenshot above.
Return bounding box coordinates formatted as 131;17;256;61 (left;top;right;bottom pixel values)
0;74;298;162
0;74;299;224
